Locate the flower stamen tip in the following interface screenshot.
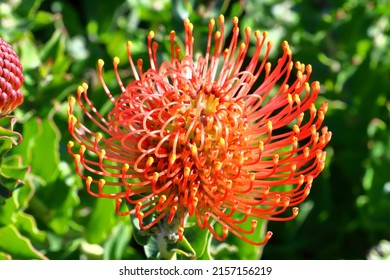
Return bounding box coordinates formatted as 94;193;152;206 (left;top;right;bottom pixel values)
98;59;104;67
69;115;77;125
86;176;93;185
69;96;76;106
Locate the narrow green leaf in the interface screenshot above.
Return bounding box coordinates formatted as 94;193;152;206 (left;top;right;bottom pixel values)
173;235;196;259
31;11;55;28
39;29;65;62
14;0;44;18
103;222;132;260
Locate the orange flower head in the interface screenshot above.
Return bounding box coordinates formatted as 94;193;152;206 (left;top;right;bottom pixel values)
0;37;24;117
68;15;331;245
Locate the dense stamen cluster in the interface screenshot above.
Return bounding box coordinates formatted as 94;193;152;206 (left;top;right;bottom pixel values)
0;37;24;116
68;15;331;245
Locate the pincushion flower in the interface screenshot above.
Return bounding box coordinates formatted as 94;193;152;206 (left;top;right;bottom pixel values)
0;37;24;117
68;15;331;246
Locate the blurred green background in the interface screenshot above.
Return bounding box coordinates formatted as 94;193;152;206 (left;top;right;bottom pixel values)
0;0;389;260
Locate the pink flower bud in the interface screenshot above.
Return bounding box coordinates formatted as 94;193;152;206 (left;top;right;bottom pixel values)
0;37;24;117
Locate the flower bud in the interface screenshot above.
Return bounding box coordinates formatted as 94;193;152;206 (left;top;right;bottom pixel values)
0;37;24;116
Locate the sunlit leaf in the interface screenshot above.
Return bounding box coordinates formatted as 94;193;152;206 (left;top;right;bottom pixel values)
13;117;60;184
0;225;47;259
14;212;46;243
0;195;17;226
0;251;11;260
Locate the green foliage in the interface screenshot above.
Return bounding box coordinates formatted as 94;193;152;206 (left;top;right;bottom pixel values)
0;116;24;204
0;0;389;259
0;224;47;260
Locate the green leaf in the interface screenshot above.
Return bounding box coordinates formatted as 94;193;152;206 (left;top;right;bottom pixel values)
46;186;80;234
103;222;133;260
0;224;47;259
0;195;17;226
0;184;12;203
0;116;22;159
28;175;79;235
39;29;66;62
198;231;213;260
13;177;35;211
85;198;116;244
19;35;41;69
0;178;23;204
144;235;160;259
31;118;60;183
0;251;11;260
100;31;128;61
181;216;212;259
14;212;46;243
80;241;104;259
0;172;32;223
14;0;44;18
13;117;60;184
130;217;151;247
31;11;56;29
173;235;196;259
1;155;29;181
0;155;28;204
